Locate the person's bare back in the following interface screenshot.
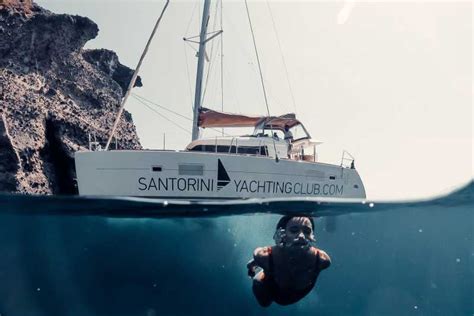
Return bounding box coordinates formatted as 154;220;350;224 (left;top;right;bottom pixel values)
248;216;331;307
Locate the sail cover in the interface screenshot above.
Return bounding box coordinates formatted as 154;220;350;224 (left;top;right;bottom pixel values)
198;108;264;128
198;108;301;129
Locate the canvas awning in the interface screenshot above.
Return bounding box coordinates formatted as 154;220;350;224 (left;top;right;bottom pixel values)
198;108;301;130
260;114;300;130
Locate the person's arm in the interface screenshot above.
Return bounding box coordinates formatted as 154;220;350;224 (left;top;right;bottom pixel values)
247;259;258;278
317;250;331;270
247;246;271;278
253;246;271;271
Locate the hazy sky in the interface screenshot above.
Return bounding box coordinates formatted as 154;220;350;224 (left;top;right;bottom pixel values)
37;0;472;200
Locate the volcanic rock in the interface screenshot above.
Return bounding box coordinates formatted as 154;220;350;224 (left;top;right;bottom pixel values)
0;1;142;194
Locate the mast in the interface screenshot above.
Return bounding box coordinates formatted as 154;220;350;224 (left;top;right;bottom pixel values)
192;0;212;141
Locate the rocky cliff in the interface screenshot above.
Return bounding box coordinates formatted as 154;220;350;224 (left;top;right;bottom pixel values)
0;0;142;194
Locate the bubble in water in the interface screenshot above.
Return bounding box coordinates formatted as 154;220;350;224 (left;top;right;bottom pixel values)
351;232;355;236
146;308;157;316
36;288;41;292
369;202;374;208
418;229;423;233
456;258;461;263
414;306;418;310
163;200;168;206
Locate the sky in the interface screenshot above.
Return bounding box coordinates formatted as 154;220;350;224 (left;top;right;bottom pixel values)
37;0;472;200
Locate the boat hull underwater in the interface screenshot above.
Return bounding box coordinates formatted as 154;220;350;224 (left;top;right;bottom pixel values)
75;150;366;200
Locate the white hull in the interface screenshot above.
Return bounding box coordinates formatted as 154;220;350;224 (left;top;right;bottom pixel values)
75;150;366;200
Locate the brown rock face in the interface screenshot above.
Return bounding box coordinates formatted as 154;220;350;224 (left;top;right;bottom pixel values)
0;0;34;15
0;2;142;194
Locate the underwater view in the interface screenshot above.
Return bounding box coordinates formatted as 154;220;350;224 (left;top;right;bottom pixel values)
0;182;472;316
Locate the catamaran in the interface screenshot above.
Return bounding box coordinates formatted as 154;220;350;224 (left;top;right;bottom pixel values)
75;0;366;200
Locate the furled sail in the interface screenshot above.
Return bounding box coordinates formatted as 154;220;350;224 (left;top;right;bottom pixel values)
198;107;264;128
198;107;300;130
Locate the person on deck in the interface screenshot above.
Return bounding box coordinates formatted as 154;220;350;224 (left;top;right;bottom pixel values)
247;215;331;307
283;124;293;142
283;125;293;158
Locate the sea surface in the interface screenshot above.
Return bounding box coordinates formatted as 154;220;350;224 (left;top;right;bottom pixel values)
0;182;472;316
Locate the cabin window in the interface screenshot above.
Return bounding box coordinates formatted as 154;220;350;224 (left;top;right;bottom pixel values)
329;175;336;180
189;145;236;153
217;145;237;153
189;145;268;156
152;166;162;172
178;164;204;176
237;146;268;155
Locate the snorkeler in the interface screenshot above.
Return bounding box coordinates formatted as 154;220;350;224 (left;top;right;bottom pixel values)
247;215;331;307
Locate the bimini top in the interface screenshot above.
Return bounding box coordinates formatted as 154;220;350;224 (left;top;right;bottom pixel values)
198;107;301;130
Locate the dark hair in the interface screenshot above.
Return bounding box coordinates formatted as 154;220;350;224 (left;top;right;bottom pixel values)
276;215;314;230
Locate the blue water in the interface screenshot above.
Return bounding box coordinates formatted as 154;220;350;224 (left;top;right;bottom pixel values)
0;182;472;316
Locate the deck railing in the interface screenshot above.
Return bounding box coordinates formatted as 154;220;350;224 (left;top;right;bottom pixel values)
340;150;355;169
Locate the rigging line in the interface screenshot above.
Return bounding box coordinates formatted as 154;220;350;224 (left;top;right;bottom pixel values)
220;0;224;136
132;93;234;137
133;95;192;135
184;40;198;53
223;65;241;114
201;0;221;105
184;0;198;37
225;17;261;79
185;31;221;42
262;84;287;114
201;38;220;105
244;0;279;161
244;0;270;116
266;0;297;114
205;125;232;137
223;16;266;94
198;1;201;38
183;42;195;109
105;0;170;151
132;93;192;121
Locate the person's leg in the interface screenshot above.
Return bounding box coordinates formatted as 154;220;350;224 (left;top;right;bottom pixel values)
273;285;314;306
252;271;273;307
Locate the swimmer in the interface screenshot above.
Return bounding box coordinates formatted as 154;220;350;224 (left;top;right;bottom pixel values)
247;215;331;307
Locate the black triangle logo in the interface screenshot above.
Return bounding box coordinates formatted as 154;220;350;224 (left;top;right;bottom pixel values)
217;159;230;191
